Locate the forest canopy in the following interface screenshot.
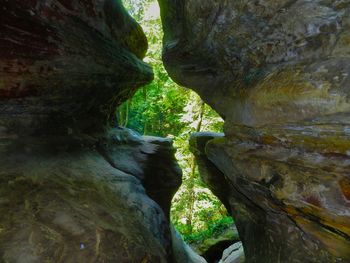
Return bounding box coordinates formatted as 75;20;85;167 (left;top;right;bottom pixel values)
120;0;232;243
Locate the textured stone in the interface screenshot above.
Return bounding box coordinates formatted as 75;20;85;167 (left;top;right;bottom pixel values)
160;1;350;262
171;226;207;263
0;0;153;135
0;1;186;262
191;226;240;263
160;0;350;125
0;128;181;262
96;131;182;217
219;242;245;263
189;132;230;212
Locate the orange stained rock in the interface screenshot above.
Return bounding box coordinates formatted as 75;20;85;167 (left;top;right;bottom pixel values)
339;178;350;201
293;215;350;260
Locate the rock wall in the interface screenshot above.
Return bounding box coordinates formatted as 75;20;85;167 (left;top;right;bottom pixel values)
0;1;188;262
0;0;152;135
160;1;350;262
0;129;181;262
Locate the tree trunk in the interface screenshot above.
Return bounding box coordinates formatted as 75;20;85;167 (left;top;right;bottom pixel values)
124;100;130;127
186;99;205;234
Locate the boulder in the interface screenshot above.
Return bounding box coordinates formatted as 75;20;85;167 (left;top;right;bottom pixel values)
219;242;245;263
160;1;350;261
171;226;207;263
192;226;240;263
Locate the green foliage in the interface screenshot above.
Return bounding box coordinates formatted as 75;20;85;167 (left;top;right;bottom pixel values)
183;216;234;244
121;0;189;137
120;0;232;242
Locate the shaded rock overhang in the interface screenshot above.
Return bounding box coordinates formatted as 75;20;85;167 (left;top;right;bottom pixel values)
158;0;350;262
0;1;188;262
0;0;153;136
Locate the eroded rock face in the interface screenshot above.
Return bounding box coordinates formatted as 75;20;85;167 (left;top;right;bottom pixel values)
160;0;350;124
0;129;181;262
219;242;245;263
0;1;184;262
171;226;207;263
0;0;152;135
161;1;350;262
192;226;240;263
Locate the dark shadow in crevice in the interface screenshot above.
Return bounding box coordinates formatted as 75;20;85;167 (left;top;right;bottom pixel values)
202;240;235;263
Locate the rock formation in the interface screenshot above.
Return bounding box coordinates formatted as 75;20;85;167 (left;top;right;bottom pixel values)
171;226;207;263
160;1;350;262
190;225;240;263
0;128;182;262
0;0;152;135
2;0;350;262
0;1;188;262
219;242;245;263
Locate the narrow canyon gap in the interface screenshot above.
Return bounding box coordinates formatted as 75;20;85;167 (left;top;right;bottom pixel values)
118;3;239;262
0;1;349;263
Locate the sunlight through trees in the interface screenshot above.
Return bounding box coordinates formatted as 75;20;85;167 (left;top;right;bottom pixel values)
120;0;232;244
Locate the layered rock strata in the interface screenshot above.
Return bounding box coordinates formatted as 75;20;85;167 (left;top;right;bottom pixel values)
0;1;185;262
0;129;181;262
161;1;350;262
0;0;152;135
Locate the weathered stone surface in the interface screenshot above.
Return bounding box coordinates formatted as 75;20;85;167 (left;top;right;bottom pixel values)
0;1;186;262
96;131;182;217
171;226;207;263
191;226;240;263
219;242;245;263
189;132;230;212
160;1;350;262
0;0;153;135
160;0;350;124
0;128;181;262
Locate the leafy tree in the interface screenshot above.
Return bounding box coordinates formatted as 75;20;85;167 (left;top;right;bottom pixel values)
120;0;230;242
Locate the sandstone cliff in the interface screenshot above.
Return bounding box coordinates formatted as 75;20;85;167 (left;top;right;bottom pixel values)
161;1;350;262
0;1;185;262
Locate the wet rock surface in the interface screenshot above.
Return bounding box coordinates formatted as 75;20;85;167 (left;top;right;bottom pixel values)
162;1;350;261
